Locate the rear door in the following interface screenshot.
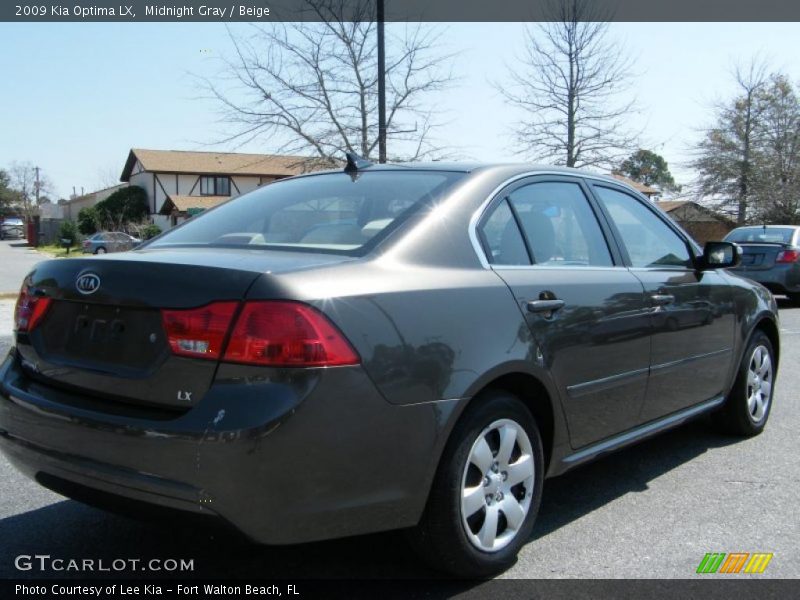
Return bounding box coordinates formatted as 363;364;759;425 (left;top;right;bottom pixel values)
477;176;651;448
589;184;736;421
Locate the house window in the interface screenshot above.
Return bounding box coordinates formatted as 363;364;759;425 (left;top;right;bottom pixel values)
200;176;231;196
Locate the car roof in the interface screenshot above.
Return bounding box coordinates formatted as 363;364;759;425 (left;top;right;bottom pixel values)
289;161;628;186
731;224;800;230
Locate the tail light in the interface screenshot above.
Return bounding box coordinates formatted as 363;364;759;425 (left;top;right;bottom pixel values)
14;285;52;333
162;302;238;360
161;301;359;367
224;302;359;367
776;249;800;263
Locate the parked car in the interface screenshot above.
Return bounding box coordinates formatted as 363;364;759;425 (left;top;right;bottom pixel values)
723;225;800;304
1;217;25;240
81;231;141;254
0;160;779;576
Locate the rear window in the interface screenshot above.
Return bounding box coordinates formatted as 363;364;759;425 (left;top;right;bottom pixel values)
725;227;797;244
149;170;465;255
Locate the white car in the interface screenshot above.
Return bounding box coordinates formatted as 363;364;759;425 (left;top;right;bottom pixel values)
1;218;25;239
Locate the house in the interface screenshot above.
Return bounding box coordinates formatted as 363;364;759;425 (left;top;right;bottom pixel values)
119;149;324;229
610;174;660;199
62;183;128;221
655;200;736;245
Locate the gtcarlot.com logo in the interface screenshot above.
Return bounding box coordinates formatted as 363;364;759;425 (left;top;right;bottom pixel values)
696;552;773;574
14;555;194;573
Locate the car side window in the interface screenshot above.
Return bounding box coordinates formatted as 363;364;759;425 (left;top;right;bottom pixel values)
594;186;692;269
479;199;530;265
507;182;613;266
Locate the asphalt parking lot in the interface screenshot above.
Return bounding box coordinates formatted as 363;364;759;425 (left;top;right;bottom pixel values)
0;248;797;579
0;240;46;296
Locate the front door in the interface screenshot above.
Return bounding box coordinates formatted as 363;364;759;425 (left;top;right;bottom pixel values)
477;177;651;448
590;184;736;421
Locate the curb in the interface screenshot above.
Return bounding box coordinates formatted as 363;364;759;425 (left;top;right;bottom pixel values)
0;293;19;300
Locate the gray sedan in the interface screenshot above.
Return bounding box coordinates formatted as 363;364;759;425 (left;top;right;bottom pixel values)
1;160;780;577
81;231;141;254
725;225;800;304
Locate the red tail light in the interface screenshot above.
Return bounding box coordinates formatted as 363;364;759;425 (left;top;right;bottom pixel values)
14;286;52;333
161;301;359;367
776;249;800;263
162;302;238;360
224;301;360;367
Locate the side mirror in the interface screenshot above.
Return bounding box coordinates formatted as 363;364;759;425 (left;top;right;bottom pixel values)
701;241;740;269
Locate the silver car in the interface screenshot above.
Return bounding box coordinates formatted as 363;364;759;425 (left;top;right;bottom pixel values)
1;218;25;240
81;231;141;254
725;225;800;304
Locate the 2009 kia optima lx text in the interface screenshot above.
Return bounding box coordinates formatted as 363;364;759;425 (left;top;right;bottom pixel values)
0;158;780;576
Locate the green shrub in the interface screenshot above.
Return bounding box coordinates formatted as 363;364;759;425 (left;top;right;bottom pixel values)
95;186;149;231
77;207;98;236
58;220;78;247
142;224;162;240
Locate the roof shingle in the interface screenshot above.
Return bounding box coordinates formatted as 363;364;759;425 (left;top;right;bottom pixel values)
122;148;327;181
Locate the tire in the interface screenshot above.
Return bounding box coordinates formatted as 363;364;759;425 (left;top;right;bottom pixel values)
713;330;776;436
408;390;544;577
788;293;800;307
94;247;106;254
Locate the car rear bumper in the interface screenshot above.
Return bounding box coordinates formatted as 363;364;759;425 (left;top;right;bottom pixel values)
0;351;459;544
728;264;800;294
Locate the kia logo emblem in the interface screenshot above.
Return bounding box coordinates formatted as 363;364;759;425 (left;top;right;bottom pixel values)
76;273;101;295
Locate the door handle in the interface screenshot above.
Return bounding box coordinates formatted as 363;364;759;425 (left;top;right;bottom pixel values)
650;293;675;307
527;299;566;314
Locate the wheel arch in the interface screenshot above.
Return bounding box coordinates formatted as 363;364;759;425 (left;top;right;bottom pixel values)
753;315;780;369
451;369;563;475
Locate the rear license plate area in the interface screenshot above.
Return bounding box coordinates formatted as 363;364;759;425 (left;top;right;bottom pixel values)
36;301;167;370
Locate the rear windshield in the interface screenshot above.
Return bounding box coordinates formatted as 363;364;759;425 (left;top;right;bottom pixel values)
724;227;797;244
148;170;465;255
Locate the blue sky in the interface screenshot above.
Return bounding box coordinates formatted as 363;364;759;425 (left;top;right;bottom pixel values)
2;21;799;198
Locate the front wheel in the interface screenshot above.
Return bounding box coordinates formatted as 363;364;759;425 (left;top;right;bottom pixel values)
408;390;544;577
94;247;106;254
713;330;775;436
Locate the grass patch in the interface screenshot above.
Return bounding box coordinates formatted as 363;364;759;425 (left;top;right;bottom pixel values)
36;244;81;258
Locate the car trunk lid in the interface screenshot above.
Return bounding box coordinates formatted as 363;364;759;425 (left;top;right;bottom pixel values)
734;242;789;271
15;248;354;411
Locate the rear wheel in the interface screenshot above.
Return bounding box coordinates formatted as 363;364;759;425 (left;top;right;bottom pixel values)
788;293;800;307
714;330;775;436
408;390;544;577
94;247;106;254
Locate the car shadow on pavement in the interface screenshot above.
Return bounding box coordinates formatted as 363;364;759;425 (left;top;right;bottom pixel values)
0;420;740;580
532;419;739;540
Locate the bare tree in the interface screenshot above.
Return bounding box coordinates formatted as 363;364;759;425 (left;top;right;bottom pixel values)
7;162;54;220
500;0;637;168
95;164;123;190
692;59;769;224
200;0;453;164
752;75;800;223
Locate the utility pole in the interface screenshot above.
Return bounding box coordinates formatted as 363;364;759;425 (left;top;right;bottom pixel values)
377;0;387;163
34;166;40;204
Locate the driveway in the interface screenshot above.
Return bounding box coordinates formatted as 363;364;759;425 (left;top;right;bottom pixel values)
0;239;46;294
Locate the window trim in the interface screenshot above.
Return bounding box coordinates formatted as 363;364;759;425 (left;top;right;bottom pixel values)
473;174;624;269
199;175;231;196
587;183;699;270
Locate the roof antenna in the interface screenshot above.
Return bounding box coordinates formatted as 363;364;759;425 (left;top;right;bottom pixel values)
344;152;373;173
